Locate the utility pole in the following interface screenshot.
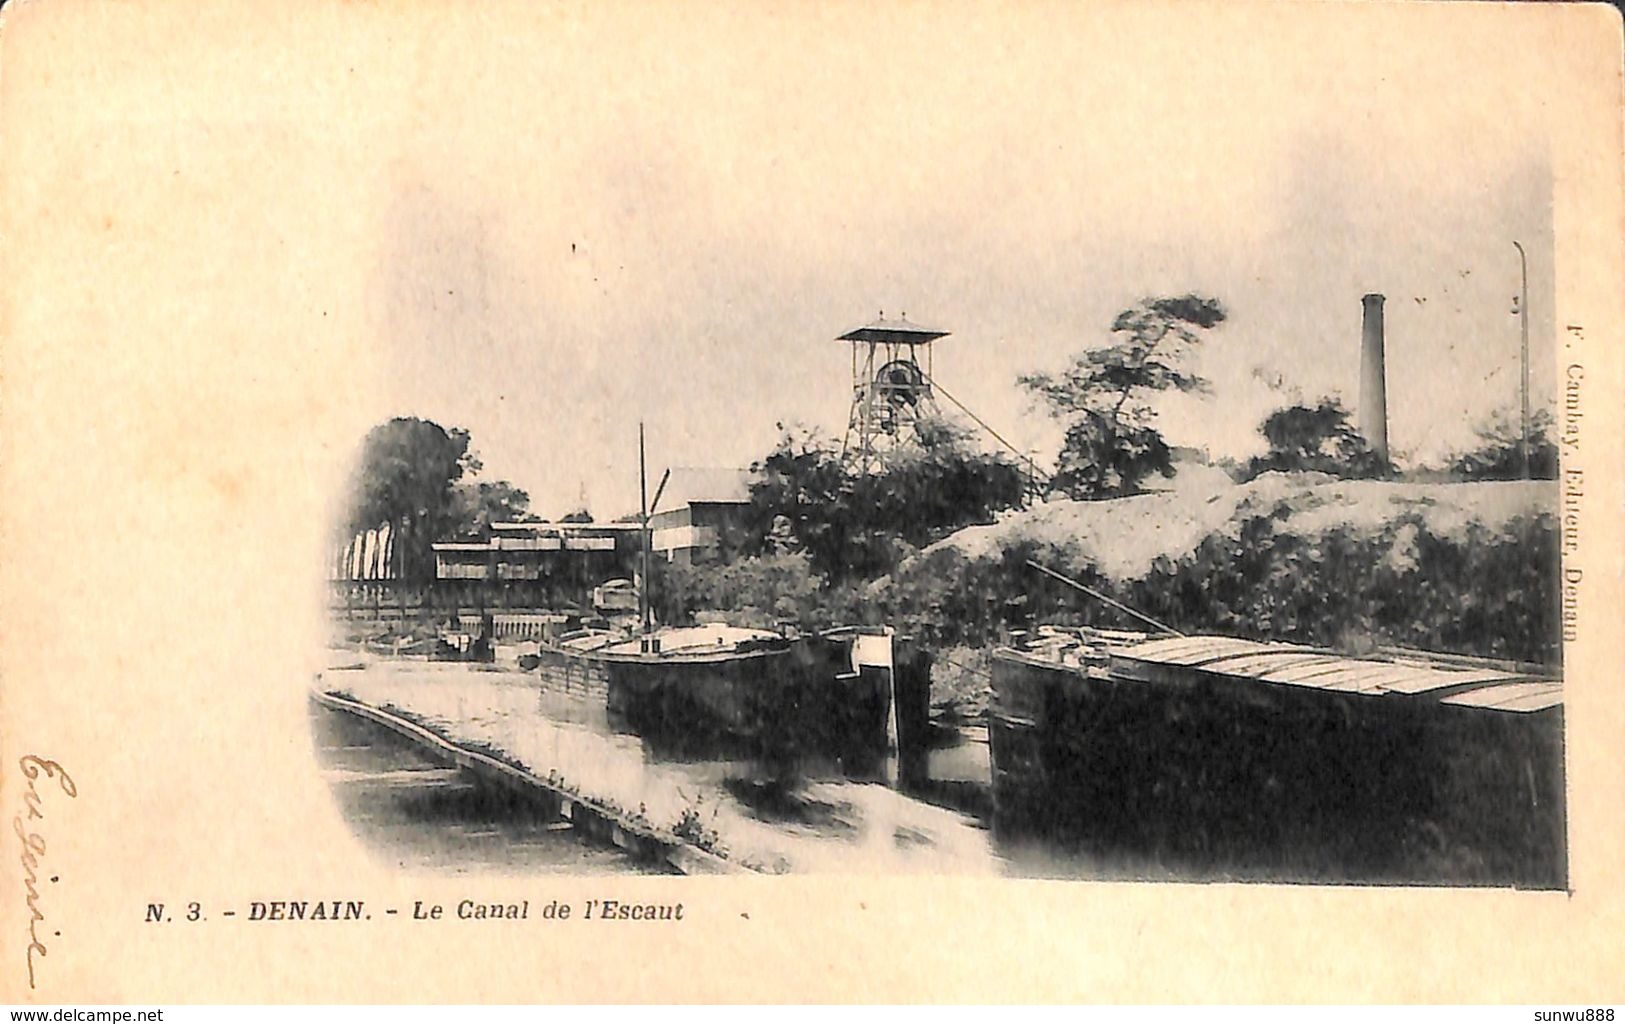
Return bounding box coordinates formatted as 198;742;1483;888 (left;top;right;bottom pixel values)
1513;240;1531;479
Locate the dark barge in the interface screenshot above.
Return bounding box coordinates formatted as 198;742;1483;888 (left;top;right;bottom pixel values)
520;624;931;779
988;629;1565;887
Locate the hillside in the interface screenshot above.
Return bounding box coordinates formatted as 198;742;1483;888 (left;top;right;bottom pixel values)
880;472;1561;666
929;472;1556;583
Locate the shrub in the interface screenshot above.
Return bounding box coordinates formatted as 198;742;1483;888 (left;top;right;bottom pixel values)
1243;400;1390;481
874;508;1561;666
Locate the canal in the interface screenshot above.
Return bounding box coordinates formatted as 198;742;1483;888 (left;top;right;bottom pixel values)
312;659;1002;875
311;695;664;875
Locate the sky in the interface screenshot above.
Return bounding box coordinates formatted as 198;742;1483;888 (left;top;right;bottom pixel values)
349;4;1557;520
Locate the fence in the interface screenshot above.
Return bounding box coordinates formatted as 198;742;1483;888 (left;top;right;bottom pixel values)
329;581;589;636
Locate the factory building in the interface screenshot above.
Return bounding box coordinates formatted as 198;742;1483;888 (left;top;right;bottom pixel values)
648;466;753;565
430;521;643;609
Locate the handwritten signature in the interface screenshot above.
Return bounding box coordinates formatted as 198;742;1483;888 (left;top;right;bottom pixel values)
15;755;76;990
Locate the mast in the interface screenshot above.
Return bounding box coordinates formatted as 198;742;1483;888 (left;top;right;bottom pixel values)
638;422;654;650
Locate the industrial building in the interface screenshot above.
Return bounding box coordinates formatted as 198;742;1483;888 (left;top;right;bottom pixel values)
431;521;643;586
648;466;753;565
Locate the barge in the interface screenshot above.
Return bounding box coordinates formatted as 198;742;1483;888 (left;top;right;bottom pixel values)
496;423;931;778
519;623;929;778
988;628;1565;887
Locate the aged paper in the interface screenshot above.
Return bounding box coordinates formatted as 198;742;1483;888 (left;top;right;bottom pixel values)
2;0;1622;1004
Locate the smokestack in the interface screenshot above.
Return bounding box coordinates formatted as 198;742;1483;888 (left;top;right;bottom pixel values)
1360;293;1389;462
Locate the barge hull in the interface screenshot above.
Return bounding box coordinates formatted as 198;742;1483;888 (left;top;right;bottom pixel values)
989;646;1565;887
527;635;897;775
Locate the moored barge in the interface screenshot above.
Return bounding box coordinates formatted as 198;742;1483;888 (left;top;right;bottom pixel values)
521;623;929;777
989;628;1565;887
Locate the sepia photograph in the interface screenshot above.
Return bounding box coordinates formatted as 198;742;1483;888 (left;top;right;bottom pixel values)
2;0;1621;1006
314;11;1565;886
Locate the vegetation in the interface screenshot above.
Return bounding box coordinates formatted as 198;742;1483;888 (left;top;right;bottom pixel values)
1243;398;1390;481
1447;408;1559;481
344;416;536;580
735;421;1026;584
1019;294;1226;499
447;480;539;539
647;418;1025;628
652;552;864;631
874;506;1561;666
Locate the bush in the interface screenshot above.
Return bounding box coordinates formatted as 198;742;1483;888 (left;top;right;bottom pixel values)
739;422;1026;584
873;508;1561;666
1243;400;1389;481
1447;409;1559;481
1049;416;1175;500
653;553;867;631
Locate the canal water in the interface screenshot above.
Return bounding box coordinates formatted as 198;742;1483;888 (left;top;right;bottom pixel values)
311;695;664;875
314;658;1002;875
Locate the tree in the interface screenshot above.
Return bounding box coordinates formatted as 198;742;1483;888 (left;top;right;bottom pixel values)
1020;294;1226;499
1449;408;1559;481
737;420;1026;584
738;425;851;568
559;508;595;523
346;417;480;581
1244;398;1390;480
447;480;538;539
866;415;1027;551
654;551;851;630
1049;417;1174;500
346;417;538;577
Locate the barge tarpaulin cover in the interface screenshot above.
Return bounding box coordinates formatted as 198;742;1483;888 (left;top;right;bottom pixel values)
989;632;1565;887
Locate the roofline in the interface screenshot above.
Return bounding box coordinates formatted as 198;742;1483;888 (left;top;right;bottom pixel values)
836;316;951;345
649;466;755;513
651;496;750;511
491;521;646;531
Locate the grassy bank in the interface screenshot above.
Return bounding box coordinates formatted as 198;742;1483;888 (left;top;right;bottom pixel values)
877;472;1561;667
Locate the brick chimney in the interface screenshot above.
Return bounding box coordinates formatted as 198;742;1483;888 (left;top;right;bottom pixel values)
1360;293;1389;461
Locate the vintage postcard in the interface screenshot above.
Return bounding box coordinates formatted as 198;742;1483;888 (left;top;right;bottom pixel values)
2;0;1622;1005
